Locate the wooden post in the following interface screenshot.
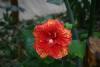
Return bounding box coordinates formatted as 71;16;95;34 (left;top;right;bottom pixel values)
10;0;19;24
10;0;24;60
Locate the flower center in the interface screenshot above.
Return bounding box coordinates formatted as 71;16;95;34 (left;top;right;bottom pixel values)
48;39;53;44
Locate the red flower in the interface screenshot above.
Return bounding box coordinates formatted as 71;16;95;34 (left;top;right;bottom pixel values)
33;19;72;59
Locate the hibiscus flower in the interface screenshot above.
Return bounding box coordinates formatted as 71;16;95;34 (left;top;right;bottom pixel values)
33;19;72;59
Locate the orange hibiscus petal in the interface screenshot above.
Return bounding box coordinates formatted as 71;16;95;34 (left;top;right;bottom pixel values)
33;19;72;59
35;47;48;58
49;44;68;59
34;43;49;59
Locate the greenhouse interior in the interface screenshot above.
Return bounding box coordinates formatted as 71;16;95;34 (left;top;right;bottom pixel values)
0;0;99;67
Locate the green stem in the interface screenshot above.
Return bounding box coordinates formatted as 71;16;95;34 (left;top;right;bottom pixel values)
63;0;79;40
63;0;75;23
87;0;96;37
61;59;64;67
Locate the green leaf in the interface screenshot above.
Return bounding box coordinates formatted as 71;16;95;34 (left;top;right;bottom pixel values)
43;57;54;64
36;17;45;23
94;32;100;38
21;59;40;67
79;33;88;41
64;23;73;29
22;30;39;58
69;40;86;59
